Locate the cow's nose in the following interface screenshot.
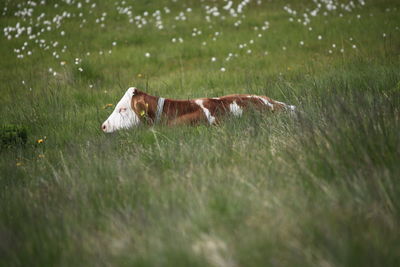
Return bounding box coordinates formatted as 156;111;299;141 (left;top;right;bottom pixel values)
101;124;107;131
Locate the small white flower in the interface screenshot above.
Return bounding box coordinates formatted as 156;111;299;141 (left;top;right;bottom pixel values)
382;33;386;38
318;35;322;40
300;41;304;46
220;67;226;72
282;46;287;51
145;52;151;58
60;31;65;36
332;44;336;48
247;49;252;54
211;57;216;62
352;44;357;49
78;67;83;72
112;41;117;46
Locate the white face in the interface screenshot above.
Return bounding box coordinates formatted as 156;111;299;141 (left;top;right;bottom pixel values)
101;87;141;133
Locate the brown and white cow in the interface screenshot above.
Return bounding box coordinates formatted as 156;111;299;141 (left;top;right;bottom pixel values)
101;87;296;133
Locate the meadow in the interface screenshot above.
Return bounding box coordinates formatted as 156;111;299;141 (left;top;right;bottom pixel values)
0;0;399;266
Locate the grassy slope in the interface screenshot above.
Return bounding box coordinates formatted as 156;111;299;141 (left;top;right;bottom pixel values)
0;0;399;266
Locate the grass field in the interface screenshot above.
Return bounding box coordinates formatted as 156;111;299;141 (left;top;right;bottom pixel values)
1;0;399;266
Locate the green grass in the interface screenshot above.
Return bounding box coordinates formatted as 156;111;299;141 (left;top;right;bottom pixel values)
1;0;400;266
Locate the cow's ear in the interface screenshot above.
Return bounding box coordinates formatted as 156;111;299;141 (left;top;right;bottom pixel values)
133;97;149;118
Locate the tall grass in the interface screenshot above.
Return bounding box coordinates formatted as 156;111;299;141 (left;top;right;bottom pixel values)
1;0;400;266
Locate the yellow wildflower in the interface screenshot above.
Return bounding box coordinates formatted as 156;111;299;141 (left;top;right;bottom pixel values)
16;162;22;166
137;73;143;78
104;103;113;109
38;154;45;158
37;139;44;143
140;110;145;116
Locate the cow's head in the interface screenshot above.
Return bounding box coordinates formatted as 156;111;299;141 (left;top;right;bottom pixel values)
101;87;142;133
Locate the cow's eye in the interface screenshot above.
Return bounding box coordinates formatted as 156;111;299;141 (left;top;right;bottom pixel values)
119;107;127;113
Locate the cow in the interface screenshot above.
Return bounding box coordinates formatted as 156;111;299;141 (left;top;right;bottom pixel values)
101;87;296;133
